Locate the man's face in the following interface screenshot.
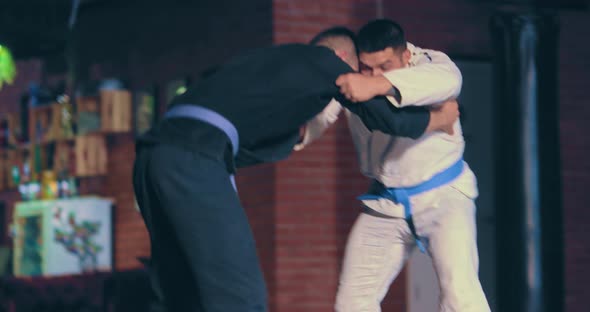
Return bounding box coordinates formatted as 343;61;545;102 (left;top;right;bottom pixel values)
359;47;409;76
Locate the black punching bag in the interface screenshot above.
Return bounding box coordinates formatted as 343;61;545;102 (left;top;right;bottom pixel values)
490;9;563;312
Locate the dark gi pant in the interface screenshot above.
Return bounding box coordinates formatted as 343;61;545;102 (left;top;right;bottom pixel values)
132;126;267;312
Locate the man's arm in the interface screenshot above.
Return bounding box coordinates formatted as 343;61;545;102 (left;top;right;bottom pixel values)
384;49;462;106
340;96;459;139
336;48;462;107
307;46;458;138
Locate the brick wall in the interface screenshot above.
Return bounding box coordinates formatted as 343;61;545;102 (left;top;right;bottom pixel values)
237;164;278;310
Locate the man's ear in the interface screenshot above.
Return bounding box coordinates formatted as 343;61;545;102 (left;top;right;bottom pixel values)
402;48;411;65
335;49;348;62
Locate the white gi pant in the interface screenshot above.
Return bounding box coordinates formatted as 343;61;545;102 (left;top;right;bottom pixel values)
335;185;490;312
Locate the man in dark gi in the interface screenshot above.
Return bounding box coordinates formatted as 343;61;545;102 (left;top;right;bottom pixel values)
132;27;458;312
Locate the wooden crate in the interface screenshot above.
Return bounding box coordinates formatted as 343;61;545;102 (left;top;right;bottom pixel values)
100;90;132;132
76;96;101;135
74;134;108;176
29;104;62;143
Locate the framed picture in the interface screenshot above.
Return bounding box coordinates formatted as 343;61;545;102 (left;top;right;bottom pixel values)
133;85;158;137
12;197;113;277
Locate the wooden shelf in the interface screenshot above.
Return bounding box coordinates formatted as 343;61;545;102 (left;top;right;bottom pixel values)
0;133;109;192
0;88;133;191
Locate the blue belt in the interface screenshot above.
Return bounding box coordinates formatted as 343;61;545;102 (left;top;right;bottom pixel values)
165;104;239;191
358;159;465;253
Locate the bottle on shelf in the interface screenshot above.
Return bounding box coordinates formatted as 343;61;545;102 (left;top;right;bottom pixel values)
41;170;58;200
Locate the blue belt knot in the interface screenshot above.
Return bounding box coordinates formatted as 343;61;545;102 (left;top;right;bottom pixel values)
358;159;464;253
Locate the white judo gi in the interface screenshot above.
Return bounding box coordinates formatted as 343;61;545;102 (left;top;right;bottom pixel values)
295;43;490;312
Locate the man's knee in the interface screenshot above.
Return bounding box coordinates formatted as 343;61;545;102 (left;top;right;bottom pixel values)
335;287;380;312
439;295;490;312
439;275;490;312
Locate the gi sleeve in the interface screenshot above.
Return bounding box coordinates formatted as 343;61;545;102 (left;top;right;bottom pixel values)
294;98;343;151
383;48;462;107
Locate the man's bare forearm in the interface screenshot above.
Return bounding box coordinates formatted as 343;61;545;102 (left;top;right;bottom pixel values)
426;110;447;133
425;100;459;135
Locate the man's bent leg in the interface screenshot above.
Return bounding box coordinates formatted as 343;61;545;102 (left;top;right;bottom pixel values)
133;145;201;311
143;144;267;312
427;190;490;312
335;212;414;312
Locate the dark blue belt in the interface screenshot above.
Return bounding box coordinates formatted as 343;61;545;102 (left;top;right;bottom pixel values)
165;104;239;191
358;159;465;253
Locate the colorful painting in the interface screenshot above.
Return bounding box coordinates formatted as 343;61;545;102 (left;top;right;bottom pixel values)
53;206;104;272
12;197;112;277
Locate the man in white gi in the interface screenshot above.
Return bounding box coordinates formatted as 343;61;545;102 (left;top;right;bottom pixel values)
297;19;490;311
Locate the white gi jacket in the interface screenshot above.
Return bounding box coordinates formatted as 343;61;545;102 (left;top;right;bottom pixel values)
295;43;478;217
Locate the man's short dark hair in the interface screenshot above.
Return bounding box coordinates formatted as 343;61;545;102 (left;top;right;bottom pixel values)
357;19;407;53
309;26;357;47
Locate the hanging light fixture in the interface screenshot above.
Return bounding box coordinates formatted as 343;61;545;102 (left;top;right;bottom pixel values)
0;44;16;90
